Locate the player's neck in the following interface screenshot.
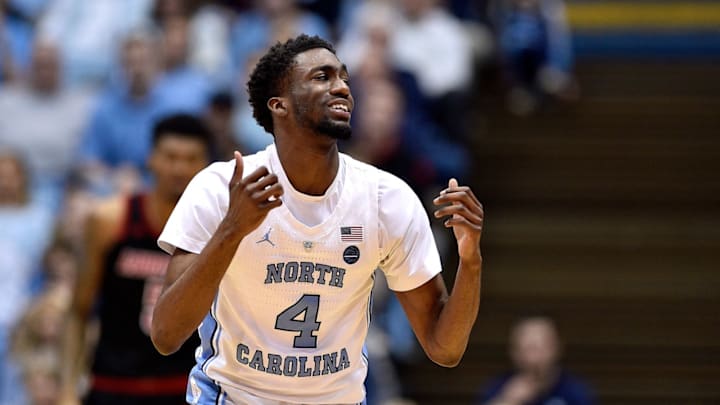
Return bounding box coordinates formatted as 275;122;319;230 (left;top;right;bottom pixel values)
274;136;339;196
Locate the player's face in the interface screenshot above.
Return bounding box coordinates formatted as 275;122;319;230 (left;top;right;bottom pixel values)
149;135;208;200
287;48;354;140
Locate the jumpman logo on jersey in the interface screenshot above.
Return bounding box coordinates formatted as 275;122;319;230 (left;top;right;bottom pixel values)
256;227;275;246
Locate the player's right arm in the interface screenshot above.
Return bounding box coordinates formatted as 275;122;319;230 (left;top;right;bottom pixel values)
58;198;121;405
151;152;283;355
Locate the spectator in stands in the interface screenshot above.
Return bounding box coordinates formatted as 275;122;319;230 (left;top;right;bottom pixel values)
337;1;427;116
0;0;35;83
151;0;195;24
0;151;56;404
38;0;152;86
152;0;235;88
229;0;331;81
343;42;470;196
5;0;48;22
76;30;207;195
39;235;78;294
346;78;437;192
0;238;34;405
16;348;60;405
492;0;577;115
0;40;93;208
10;285;70;405
338;0;475;141
0;151;54;275
186;0;235;88
205;90;240;160
478;316;595;405
75;31;159;195
392;0;475;138
448;0;491;23
155;14;213;113
52;181;96;253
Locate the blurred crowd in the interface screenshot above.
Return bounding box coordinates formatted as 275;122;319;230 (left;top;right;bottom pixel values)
0;0;576;403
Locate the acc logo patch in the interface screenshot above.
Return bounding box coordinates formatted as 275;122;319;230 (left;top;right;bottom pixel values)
343;245;360;264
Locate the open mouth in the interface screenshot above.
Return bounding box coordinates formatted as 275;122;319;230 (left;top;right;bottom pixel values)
328;102;351;120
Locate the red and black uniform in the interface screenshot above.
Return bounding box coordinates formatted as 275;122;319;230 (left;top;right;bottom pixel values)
86;194;198;405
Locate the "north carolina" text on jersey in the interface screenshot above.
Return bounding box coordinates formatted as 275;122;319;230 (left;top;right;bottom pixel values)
264;262;346;288
236;343;351;377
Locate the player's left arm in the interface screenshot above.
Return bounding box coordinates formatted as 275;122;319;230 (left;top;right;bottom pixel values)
395;178;483;367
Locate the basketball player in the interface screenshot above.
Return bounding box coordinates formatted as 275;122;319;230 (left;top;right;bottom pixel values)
59;114;212;405
152;35;485;404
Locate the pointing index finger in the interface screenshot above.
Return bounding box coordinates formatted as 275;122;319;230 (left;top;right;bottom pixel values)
230;151;244;187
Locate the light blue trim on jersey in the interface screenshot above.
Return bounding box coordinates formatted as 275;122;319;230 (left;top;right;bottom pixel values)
197;297;222;375
184;297;227;405
197;313;216;370
187;297;224;404
186;365;224;405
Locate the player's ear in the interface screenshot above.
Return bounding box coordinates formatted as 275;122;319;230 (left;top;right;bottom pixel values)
268;97;288;117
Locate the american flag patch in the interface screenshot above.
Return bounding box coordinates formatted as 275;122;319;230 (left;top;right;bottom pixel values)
340;226;363;242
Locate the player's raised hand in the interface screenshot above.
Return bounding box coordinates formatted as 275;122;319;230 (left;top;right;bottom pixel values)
433;178;484;260
225;151;283;238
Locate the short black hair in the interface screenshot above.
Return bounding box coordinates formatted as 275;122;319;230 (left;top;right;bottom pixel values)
247;34;336;135
152;113;213;151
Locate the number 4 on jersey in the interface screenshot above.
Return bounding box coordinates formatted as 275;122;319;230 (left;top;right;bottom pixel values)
275;294;321;348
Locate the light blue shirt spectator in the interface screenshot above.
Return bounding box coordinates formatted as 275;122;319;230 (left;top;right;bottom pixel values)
0;150;53;405
78;80;202;172
156;65;212;115
7;0;48;20
229;8;330;82
0;241;33;405
0;8;34;82
0;197;53;274
498;0;573;74
76;65;210;198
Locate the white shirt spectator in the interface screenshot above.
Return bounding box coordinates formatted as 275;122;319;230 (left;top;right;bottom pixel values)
38;0;152;85
389;6;475;97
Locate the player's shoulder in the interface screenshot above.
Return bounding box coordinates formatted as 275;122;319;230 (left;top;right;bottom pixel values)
341;152;376;174
341;153;418;202
91;193;127;223
87;193;132;245
342;153;408;188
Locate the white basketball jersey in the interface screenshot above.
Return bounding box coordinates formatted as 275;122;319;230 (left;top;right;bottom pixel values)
159;144;441;404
